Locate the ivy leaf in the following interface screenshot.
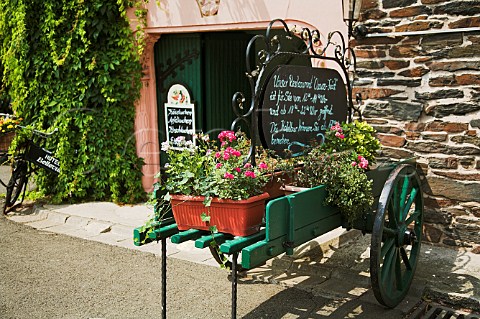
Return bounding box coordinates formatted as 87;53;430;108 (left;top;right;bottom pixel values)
200;212;210;222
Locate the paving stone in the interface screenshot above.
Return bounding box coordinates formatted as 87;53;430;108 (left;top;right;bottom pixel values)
7;209;49;224
84;220;112;234
25;212;69;229
42;224;98;239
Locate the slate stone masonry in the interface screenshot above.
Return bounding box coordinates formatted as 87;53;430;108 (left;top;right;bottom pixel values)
353;0;480;247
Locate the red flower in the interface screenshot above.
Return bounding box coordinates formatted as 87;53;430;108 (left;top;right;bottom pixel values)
244;171;256;178
258;162;268;170
224;172;234;179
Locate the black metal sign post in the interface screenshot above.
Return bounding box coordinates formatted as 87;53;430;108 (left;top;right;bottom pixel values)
225;18;360;318
231;18;360;162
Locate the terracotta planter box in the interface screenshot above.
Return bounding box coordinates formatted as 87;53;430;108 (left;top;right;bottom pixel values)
262;167;303;199
170;192;269;237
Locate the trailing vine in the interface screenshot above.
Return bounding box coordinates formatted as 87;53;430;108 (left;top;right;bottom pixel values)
0;0;148;203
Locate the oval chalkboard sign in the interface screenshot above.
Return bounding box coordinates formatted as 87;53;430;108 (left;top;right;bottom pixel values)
259;65;348;157
164;84;196;149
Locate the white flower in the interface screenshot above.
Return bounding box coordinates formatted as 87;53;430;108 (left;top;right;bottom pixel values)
175;136;186;146
161;141;170;151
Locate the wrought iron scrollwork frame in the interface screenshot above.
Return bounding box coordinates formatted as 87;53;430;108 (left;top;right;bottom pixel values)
231;19;361;165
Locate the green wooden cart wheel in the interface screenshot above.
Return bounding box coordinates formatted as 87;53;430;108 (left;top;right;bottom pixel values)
370;164;424;308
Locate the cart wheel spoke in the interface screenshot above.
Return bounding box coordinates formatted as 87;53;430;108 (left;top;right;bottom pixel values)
381;238;395;259
399;176;410;220
401;187;418;221
405;210;421;226
383;226;397;239
393;185;400;222
388;197;398;227
400;247;412;271
381;246;397;284
395;250;404;291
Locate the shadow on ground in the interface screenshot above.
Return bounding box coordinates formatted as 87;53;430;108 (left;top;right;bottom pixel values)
242;233;480;317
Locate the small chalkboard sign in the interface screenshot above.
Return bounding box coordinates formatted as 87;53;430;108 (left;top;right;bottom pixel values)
259;65;348;157
164;84;196;149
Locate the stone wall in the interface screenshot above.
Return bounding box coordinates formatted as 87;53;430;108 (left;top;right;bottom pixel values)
353;0;480;247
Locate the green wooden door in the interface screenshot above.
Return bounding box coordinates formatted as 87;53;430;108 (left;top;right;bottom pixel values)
154;33;203;144
203;32;251;136
154;31;253;165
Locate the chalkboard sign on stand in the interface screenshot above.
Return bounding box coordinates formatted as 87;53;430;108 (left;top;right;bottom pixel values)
259;65;348;157
164;84;196;149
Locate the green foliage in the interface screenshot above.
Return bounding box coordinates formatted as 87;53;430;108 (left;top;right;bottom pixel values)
292;120;380;225
0;0;146;203
323;120;381;164
134;184;172;245
161;134;216;196
296;149;374;225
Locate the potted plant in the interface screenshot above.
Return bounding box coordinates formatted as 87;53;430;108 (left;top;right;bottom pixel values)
283;120;381;225
160;131;270;237
0;115;21;151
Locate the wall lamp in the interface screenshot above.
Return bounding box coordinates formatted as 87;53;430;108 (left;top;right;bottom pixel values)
342;0;368;38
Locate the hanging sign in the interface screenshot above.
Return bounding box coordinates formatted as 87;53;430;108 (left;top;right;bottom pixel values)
259;65;348;157
164;84;196;149
26;143;60;174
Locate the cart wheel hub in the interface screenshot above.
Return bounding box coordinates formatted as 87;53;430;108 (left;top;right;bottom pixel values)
404;229;417;245
396;225;416;246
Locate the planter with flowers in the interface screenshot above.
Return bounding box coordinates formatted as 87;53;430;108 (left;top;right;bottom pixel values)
0;115;21;151
160;131;270;237
282;120;381;226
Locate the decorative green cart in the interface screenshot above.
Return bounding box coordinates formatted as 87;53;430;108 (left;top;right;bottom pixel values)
140;20;424;318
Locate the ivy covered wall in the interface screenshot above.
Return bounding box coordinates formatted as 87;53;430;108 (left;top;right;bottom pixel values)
0;0;146;203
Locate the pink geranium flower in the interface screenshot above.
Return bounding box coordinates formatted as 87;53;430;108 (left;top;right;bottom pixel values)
244;171;256;178
335;131;345;139
259;162;268;170
234;167;241;173
244;163;252;169
357;155;369;169
224;172;234;179
216;163;222;169
330;122;342;133
218;130;237;143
